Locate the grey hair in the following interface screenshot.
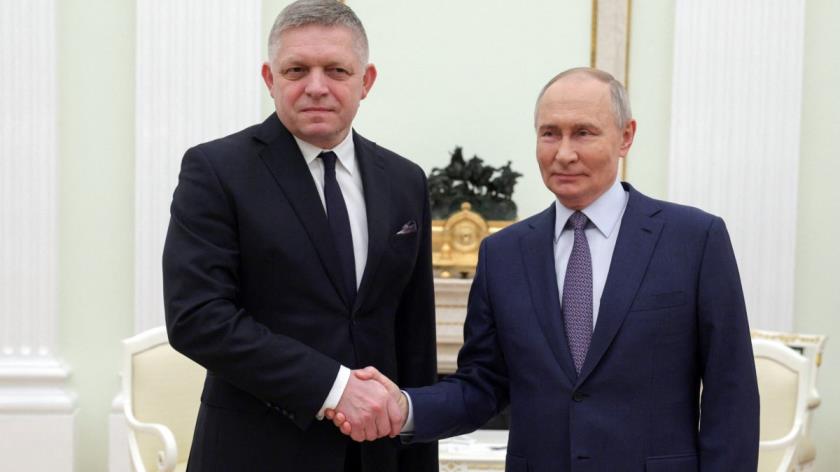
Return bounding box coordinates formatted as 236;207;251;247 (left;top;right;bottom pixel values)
534;67;632;129
267;0;369;66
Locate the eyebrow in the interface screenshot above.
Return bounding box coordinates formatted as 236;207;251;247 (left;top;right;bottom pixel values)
575;122;602;131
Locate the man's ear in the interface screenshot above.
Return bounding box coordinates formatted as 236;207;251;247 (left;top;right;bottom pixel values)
619;119;637;157
360;64;377;100
261;62;275;97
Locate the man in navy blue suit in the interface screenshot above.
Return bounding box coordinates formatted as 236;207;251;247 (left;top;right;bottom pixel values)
331;67;760;471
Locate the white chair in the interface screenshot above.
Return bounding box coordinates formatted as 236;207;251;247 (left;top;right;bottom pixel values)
754;338;812;472
122;326;205;472
752;329;827;471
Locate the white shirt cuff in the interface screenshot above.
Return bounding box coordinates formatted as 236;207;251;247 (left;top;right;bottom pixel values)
316;365;351;420
400;390;415;433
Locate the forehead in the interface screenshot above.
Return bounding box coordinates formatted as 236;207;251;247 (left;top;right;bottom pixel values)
537;75;613;125
276;24;360;62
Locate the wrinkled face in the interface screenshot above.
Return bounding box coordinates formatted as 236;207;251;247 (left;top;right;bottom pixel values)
261;24;376;149
535;75;636;210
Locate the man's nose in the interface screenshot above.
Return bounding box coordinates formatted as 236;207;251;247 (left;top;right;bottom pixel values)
304;70;329;96
554;138;577;165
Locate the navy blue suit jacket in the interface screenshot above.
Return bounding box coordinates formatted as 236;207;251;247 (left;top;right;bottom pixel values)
406;183;759;472
163;114;438;471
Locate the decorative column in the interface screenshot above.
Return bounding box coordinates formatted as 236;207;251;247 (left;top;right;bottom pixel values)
668;0;805;331
134;0;263;333
110;2;263;469
0;1;76;469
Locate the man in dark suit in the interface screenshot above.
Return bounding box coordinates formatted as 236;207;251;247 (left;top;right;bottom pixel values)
162;1;438;470
332;67;760;471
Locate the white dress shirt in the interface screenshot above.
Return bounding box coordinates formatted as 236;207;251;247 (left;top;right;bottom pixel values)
554;179;628;327
293;132;367;420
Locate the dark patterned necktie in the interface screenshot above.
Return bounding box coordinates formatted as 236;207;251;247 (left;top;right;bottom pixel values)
563;211;593;374
319;151;356;306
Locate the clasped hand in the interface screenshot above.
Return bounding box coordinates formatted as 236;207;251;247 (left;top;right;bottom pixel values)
325;366;406;442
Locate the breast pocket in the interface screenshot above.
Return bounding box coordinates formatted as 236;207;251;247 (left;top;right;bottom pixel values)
627;291;692;339
389;230;419;257
630;291;686;312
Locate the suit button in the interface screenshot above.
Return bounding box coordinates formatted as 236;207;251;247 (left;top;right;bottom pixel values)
572;392;586;402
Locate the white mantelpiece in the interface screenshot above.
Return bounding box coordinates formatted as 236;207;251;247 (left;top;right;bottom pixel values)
434;278;472;374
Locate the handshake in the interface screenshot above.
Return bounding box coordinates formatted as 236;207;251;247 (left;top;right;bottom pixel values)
324;367;407;442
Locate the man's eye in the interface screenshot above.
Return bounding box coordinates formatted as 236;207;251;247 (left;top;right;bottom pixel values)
541;130;556;137
327;67;351;78
282;67;306;79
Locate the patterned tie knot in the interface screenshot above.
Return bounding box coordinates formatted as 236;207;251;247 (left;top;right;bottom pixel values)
568;211;588;230
319;151;337;172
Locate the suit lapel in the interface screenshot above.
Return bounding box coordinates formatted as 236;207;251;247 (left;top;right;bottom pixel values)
576;183;664;386
352;132;390;314
254;114;350;308
520;205;577;384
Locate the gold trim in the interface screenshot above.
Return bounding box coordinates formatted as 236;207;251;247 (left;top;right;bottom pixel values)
624;0;633;89
590;0;599;67
621;0;632;180
750;330;825;345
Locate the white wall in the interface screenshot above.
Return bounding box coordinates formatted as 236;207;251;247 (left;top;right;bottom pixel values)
351;1;591;218
624;0;674;199
795;0;840;468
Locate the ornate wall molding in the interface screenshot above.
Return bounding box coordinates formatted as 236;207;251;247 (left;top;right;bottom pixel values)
134;0;263;333
668;0;805;331
591;0;632;86
0;1;75;469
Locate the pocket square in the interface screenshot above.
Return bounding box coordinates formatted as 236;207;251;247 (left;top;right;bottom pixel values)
396;220;418;235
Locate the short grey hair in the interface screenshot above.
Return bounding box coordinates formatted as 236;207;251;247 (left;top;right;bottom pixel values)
534;67;632;129
267;0;369;66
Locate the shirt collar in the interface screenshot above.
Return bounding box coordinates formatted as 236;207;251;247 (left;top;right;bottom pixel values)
554;179;628;243
294;130;357;176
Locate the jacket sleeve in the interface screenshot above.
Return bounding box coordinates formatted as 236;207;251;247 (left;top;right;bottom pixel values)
163;146;337;430
406;238;510;443
394;169;440;471
696;217;760;470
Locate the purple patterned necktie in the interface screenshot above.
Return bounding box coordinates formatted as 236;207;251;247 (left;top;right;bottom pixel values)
562;211;592;374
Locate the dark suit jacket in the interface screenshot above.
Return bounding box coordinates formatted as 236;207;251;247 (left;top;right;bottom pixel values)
163;114;438;471
406;183;759;472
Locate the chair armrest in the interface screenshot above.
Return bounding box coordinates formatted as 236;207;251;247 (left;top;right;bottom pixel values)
759;419;803;451
124;414;178;472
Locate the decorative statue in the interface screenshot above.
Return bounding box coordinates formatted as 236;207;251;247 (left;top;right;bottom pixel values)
428;147;522;220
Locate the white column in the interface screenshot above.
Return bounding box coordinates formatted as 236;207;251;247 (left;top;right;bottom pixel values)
134;0;263;333
0;1;76;469
668;0;805;331
112;3;262;469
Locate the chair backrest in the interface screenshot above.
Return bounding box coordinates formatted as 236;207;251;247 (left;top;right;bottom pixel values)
752;329;827;467
754;338;811;472
123;326;205;471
